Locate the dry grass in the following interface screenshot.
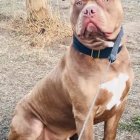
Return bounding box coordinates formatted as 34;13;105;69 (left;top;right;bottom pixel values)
0;0;72;48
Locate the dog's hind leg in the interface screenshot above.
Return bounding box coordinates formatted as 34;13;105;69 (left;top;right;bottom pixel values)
8;111;44;140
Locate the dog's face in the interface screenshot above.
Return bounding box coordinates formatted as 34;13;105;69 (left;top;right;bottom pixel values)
70;0;123;48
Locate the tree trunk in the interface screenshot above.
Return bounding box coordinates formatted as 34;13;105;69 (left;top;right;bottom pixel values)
26;0;48;21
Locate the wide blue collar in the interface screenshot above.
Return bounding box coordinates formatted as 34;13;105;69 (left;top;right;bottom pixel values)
73;27;124;63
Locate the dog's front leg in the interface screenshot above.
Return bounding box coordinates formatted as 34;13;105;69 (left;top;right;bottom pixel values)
72;102;94;140
103;100;127;140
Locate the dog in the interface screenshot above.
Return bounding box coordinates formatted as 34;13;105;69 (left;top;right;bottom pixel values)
8;0;134;140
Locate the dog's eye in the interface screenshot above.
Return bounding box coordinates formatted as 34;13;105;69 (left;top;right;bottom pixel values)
75;0;83;7
103;0;109;2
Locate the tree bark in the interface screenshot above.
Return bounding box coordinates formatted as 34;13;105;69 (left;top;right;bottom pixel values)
26;0;48;21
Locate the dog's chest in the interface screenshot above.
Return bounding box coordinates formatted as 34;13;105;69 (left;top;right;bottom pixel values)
100;73;129;110
79;73;129;110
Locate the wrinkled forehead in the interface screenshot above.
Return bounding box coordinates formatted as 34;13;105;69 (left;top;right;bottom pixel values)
70;0;120;5
70;0;122;10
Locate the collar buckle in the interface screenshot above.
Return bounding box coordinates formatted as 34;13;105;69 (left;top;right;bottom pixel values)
91;50;101;58
91;50;94;58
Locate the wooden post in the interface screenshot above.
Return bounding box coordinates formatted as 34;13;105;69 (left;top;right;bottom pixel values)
26;0;48;21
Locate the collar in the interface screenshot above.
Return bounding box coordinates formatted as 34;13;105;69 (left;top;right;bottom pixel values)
73;27;124;63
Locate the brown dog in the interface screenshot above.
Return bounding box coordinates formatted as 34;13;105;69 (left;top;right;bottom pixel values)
8;0;134;140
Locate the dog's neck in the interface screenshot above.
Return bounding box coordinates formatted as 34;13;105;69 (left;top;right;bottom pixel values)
73;34;117;51
71;27;124;64
72;26;123;51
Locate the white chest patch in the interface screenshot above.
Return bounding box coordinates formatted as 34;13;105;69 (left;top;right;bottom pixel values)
100;73;129;110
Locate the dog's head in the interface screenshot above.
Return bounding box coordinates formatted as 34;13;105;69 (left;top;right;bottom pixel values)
70;0;123;50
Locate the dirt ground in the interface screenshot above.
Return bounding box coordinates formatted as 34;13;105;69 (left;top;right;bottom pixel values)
0;0;140;140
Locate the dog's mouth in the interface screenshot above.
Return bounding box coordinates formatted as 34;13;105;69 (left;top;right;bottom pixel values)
86;22;98;33
78;21;113;40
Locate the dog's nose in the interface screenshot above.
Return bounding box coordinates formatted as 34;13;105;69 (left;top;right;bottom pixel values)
83;5;96;17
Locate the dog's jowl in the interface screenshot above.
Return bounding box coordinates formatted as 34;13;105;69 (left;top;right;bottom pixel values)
8;0;134;140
